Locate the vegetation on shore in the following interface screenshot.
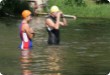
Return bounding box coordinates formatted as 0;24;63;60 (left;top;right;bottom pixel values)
0;0;110;18
0;0;31;17
48;0;110;18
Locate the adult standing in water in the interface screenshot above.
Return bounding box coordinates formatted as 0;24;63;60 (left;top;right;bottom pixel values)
19;10;35;58
45;5;67;45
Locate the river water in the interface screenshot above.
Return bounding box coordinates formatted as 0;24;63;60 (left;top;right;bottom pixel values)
0;17;110;75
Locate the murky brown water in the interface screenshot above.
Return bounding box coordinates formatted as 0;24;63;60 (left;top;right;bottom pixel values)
0;17;110;75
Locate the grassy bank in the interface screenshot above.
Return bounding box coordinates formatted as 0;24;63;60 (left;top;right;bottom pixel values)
62;4;110;18
48;0;110;18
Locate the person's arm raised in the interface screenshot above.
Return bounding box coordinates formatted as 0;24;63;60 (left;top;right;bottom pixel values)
46;13;61;29
61;17;67;26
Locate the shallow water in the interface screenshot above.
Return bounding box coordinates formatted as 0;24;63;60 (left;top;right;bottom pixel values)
0;17;110;75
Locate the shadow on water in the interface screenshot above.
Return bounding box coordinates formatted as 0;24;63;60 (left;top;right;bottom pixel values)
0;17;110;75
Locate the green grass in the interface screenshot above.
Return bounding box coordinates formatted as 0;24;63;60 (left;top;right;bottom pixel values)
48;0;110;18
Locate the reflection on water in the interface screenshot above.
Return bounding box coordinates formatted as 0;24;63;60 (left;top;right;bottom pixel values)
32;45;64;75
19;18;64;75
1;17;110;75
24;17;110;75
20;50;33;75
44;46;62;75
47;47;61;71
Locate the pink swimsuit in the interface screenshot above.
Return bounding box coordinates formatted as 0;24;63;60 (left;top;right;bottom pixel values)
19;23;32;50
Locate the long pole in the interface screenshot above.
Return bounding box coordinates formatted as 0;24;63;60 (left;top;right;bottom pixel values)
37;12;76;19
